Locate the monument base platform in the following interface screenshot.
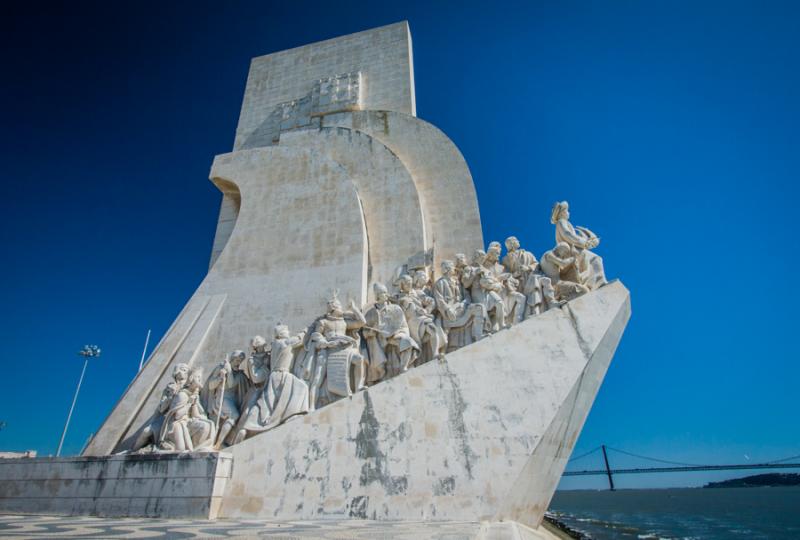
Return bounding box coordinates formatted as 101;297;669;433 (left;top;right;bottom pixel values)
0;452;232;519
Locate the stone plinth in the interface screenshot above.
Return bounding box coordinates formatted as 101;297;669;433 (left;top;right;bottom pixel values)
0;452;232;519
218;281;630;528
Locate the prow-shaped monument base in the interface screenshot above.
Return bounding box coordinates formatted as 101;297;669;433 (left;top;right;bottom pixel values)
219;281;631;528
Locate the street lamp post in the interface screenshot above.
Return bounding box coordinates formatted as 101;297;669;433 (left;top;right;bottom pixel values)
56;345;101;457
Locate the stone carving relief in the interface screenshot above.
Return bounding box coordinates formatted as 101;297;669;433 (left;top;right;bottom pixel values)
242;72;362;149
130;201;609;453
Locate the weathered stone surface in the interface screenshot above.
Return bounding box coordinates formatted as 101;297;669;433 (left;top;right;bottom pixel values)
324;110;485;271
0;453;232;519
217;281;630;527
234;21;416;151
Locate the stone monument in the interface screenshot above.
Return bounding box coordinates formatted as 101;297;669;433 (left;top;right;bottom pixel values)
0;22;630;538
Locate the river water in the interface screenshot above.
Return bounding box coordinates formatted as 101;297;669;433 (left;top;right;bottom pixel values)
548;486;800;539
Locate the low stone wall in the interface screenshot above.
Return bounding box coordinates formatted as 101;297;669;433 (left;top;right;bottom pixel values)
0;452;232;519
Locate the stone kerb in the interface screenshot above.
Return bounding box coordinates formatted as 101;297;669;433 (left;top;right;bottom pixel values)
218;281;630;524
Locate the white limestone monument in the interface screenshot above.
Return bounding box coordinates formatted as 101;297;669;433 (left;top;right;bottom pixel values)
0;22;630;537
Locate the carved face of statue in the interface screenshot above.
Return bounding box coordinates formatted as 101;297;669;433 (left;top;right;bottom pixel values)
373;283;390;303
487;242;502;263
441;260;454;277
173;363;189;385
454;253;467;268
472;249;486;266
165;382;179;399
327;299;343;317
554;242;571;258
188;369;204;391
413;270;428;289
230;350;246;369
551;201;570;223
505;236;520;251
274;324;290;339
397;275;413;293
251;335;267;352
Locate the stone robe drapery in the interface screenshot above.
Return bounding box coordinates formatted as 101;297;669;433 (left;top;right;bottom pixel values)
364;301;419;377
398;291;447;364
433;276;485;351
159;389;216;452
263;335;310;428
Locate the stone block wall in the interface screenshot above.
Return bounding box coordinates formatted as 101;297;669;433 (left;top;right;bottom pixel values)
0;453;232;519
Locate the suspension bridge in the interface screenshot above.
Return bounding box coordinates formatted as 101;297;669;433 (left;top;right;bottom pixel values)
562;445;800;490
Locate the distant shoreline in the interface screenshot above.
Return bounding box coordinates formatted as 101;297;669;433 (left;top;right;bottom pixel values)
704;472;800;489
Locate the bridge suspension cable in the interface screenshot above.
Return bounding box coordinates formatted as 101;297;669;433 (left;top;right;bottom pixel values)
604;446;703;467
568;446;602;463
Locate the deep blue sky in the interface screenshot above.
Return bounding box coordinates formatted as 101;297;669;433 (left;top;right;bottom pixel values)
1;1;798;488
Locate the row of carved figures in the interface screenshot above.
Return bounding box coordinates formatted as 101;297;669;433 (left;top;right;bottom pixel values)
129;201;608;453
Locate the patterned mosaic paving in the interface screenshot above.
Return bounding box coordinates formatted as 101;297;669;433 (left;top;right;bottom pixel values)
0;514;484;539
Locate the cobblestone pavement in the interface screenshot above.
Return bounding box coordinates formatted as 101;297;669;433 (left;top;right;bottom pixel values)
0;514;484;539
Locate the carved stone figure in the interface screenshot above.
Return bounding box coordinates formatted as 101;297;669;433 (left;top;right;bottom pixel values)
464;249;506;333
486;241;526;326
502;236;553;319
453;253;472;303
131;363;188;453
523;270;557;316
504;276;527;324
396;274;447;364
541;242;590;302
433;259;486;351
551;201;607;290
364;283;419;378
203;350;248;449
262;324;310;427
412;269;432;299
502;237;535;282
302;293;366;410
231;336;270;444
159;367;215;452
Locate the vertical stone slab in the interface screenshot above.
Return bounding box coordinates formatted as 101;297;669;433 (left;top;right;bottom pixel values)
234;21;416;151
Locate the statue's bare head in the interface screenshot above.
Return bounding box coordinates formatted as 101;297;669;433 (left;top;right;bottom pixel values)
487;241;502;262
440;259;455;276
165;381;179;398
229;349;246;368
172;363;190;385
554;242;572;258
454;253;467;267
373;282;390;303
505;236;520;251
551;201;570;223
397;274;413;293
472;249;487;266
251;335;267;352
187;367;204;390
274;323;290;339
413;269;428;289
